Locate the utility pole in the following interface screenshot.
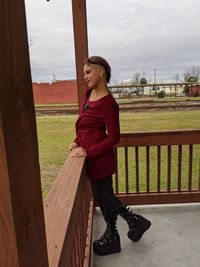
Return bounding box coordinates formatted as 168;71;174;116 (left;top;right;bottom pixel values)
154;68;157;84
52;73;56;82
176;74;179;83
175;74;179;97
153;68;157;98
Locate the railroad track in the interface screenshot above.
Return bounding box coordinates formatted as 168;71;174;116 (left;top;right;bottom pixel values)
35;101;200;115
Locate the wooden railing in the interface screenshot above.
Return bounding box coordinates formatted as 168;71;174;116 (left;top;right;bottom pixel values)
44;156;94;267
42;130;200;267
115;130;200;205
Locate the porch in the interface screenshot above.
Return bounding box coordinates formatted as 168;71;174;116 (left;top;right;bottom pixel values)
1;1;200;267
92;203;200;267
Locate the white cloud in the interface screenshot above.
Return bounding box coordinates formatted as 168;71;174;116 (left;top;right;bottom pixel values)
25;0;200;83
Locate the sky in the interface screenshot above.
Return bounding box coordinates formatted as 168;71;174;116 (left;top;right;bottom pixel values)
25;0;200;84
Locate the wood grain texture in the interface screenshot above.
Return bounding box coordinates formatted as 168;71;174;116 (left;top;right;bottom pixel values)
116;191;200;205
44;157;88;267
118;130;200;147
0;112;19;267
0;1;48;266
72;0;88;107
114;130;200;205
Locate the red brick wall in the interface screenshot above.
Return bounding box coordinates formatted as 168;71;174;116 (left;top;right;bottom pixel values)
32;80;78;104
189;85;200;97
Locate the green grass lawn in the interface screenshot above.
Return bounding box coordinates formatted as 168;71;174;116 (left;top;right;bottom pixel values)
36;110;200;197
116;96;200;104
35;103;78;108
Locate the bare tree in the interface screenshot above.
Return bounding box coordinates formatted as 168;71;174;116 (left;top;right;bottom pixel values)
131;72;146;84
131;72;147;95
183;66;200;82
183;66;200;95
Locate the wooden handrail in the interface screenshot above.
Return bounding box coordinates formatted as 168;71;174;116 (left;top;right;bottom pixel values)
44;156;93;267
118;129;200;147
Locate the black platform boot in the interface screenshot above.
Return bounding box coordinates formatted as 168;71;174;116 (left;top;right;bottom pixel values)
93;212;121;256
118;205;151;242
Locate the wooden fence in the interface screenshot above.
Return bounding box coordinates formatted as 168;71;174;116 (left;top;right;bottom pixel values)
115;130;200;205
44;157;94;267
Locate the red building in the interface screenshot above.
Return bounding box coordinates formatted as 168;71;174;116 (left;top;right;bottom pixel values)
189;85;200;97
32;80;77;104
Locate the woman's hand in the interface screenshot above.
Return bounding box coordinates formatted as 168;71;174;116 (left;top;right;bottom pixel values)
70;147;87;157
69;142;79;151
70;147;87;158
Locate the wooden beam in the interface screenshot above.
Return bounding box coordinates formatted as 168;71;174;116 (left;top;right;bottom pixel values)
116;191;200;205
118;130;200;147
0;1;48;266
71;0;88;108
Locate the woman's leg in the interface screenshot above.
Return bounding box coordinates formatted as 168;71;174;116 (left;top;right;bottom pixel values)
91;176;121;256
91;176;120;222
91;176;151;242
90;176;151;255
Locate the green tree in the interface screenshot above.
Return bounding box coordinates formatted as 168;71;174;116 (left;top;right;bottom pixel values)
140;77;147;84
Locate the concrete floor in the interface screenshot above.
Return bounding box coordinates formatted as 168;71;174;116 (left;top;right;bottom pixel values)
91;203;200;267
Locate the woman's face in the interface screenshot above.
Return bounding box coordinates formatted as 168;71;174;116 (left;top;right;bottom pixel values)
83;63;102;89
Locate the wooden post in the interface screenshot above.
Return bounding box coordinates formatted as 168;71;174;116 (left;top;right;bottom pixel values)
71;0;89;108
0;1;48;266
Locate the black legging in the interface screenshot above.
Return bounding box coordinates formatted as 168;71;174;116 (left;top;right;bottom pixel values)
91;176;121;223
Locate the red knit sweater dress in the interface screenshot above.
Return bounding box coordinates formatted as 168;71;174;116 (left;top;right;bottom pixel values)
74;89;120;180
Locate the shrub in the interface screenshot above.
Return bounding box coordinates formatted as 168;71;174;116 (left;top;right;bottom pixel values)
157;90;165;98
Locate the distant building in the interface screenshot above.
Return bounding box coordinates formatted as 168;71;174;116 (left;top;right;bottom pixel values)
188;85;200;96
32;80;77;104
113;93;120;99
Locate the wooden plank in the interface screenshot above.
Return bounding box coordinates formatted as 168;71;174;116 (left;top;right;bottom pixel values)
188;145;193;191
76;220;82;267
157;146;161;192
118;130;200;147
135;147;140;193
146;146;150;193
83;199;94;267
71;0;88;107
167;145;171;192
178;145;182;191
0;112;19;267
44;157;87;267
125;147;129;193
0;1;48;266
114;148;119;194
116;191;200;205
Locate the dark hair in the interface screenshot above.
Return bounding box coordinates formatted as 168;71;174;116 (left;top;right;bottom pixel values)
83;56;111;83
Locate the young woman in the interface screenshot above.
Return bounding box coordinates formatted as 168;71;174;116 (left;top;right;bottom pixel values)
69;56;151;256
